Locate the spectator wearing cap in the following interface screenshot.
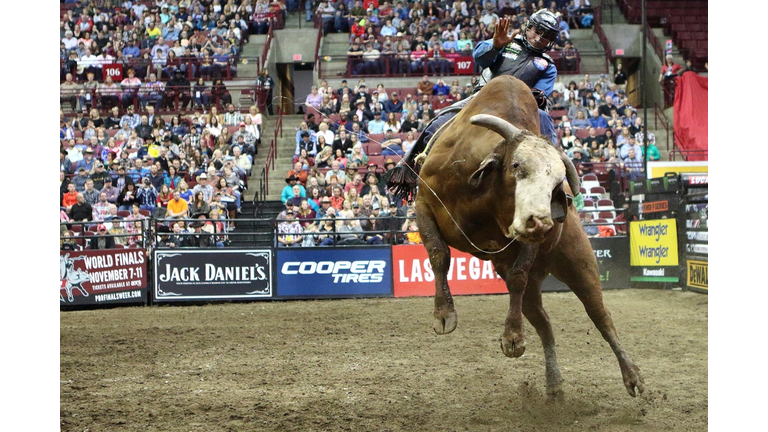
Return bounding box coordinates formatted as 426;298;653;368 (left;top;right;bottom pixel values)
91;160;110;190
232;122;258;150
192;173;214;202
75;147;97;173
89;224;117;250
282;175;307;205
277;210;304;247
119;104;140;130
99;175;119;204
383;92;403;115
317;197;334;219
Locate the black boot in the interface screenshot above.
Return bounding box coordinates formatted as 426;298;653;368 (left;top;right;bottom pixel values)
381;130;431;202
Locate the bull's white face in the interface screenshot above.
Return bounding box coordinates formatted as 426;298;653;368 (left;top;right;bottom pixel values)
468;114;574;244
507;139;566;243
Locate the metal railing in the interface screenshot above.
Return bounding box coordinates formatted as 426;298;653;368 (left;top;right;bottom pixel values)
61;81;270;117
653;102;671;152
323;50;582;79
255;106;282;203
668;148;707;162
593;5;615;72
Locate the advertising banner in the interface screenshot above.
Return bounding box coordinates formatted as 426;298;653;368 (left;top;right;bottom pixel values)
686;259;708;292
394;238;631;297
154;249;272;302
647;161;707;179
60;249;147;306
393;245;506;298
541;237;631;291
276;247;392;298
629;219;680;282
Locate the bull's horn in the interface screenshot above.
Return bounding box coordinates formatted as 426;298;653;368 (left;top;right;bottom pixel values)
560;150;581;196
469;114;522;142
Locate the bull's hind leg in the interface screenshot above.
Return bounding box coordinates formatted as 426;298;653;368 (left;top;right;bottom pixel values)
416;208;457;334
522;270;564;398
571;282;645;397
494;244;539;359
549;241;645;397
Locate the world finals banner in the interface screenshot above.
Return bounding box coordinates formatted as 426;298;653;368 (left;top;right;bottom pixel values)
60;249;147;306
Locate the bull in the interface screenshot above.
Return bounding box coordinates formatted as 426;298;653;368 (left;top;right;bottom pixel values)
413;75;644;398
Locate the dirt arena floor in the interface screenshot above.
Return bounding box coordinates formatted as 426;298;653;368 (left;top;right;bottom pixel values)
60;288;707;431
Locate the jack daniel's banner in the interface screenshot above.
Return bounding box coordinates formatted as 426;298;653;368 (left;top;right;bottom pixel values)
154;249;272;302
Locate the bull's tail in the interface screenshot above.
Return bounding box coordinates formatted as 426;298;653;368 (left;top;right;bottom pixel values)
382;162;420;202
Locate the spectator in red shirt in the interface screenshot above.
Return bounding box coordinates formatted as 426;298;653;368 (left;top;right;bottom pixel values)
427;42;451;74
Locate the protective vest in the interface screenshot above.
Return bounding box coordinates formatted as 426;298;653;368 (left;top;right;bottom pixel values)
480;35;553;89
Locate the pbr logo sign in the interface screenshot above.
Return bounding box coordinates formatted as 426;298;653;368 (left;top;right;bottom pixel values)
277;247;392;298
60;249;147;306
154;249;272;301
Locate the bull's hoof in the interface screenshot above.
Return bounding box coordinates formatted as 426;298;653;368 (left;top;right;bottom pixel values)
433;310;457;334
546;382;565;400
623;363;645;397
500;333;526;358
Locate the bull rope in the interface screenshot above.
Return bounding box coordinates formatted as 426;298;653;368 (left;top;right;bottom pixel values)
400;160;519;255
272;95;518;254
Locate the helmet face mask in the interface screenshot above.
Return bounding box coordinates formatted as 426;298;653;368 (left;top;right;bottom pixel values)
523;9;559;53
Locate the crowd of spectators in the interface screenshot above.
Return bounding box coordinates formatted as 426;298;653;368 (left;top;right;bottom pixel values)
60;97;264;250
302;0;592;75
546;71;662;181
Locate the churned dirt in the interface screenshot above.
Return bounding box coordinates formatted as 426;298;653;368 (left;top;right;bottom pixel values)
60;289;707;431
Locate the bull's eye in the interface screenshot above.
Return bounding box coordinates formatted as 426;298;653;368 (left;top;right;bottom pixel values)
512;162;520;169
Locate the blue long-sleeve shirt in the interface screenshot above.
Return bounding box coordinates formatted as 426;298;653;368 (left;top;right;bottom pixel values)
473;38;557;96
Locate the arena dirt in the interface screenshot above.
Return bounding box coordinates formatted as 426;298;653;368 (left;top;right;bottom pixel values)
60;288;707;431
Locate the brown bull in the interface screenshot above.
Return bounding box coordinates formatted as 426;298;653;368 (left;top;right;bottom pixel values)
413;75;644;398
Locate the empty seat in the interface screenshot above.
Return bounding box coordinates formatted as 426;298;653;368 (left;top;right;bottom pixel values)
596;199;614;209
366;142;382;155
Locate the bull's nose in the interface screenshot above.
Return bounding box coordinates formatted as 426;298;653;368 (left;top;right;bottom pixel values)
526;216;544;230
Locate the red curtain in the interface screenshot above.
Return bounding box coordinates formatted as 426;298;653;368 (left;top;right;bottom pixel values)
673;72;708;161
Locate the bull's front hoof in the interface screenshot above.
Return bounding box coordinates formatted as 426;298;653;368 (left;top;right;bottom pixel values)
433;310;457;334
500;333;526;358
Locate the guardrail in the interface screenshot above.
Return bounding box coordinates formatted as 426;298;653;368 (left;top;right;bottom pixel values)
653;102;671;152
61;81;270;117
321;50;582;79
255;106;282;203
593;5;614;72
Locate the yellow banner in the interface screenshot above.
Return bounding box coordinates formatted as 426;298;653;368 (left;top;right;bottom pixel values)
687;260;708;290
629;219;679;266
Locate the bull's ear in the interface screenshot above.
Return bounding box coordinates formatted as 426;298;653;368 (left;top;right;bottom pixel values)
550;181;573;223
468;152;501;188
